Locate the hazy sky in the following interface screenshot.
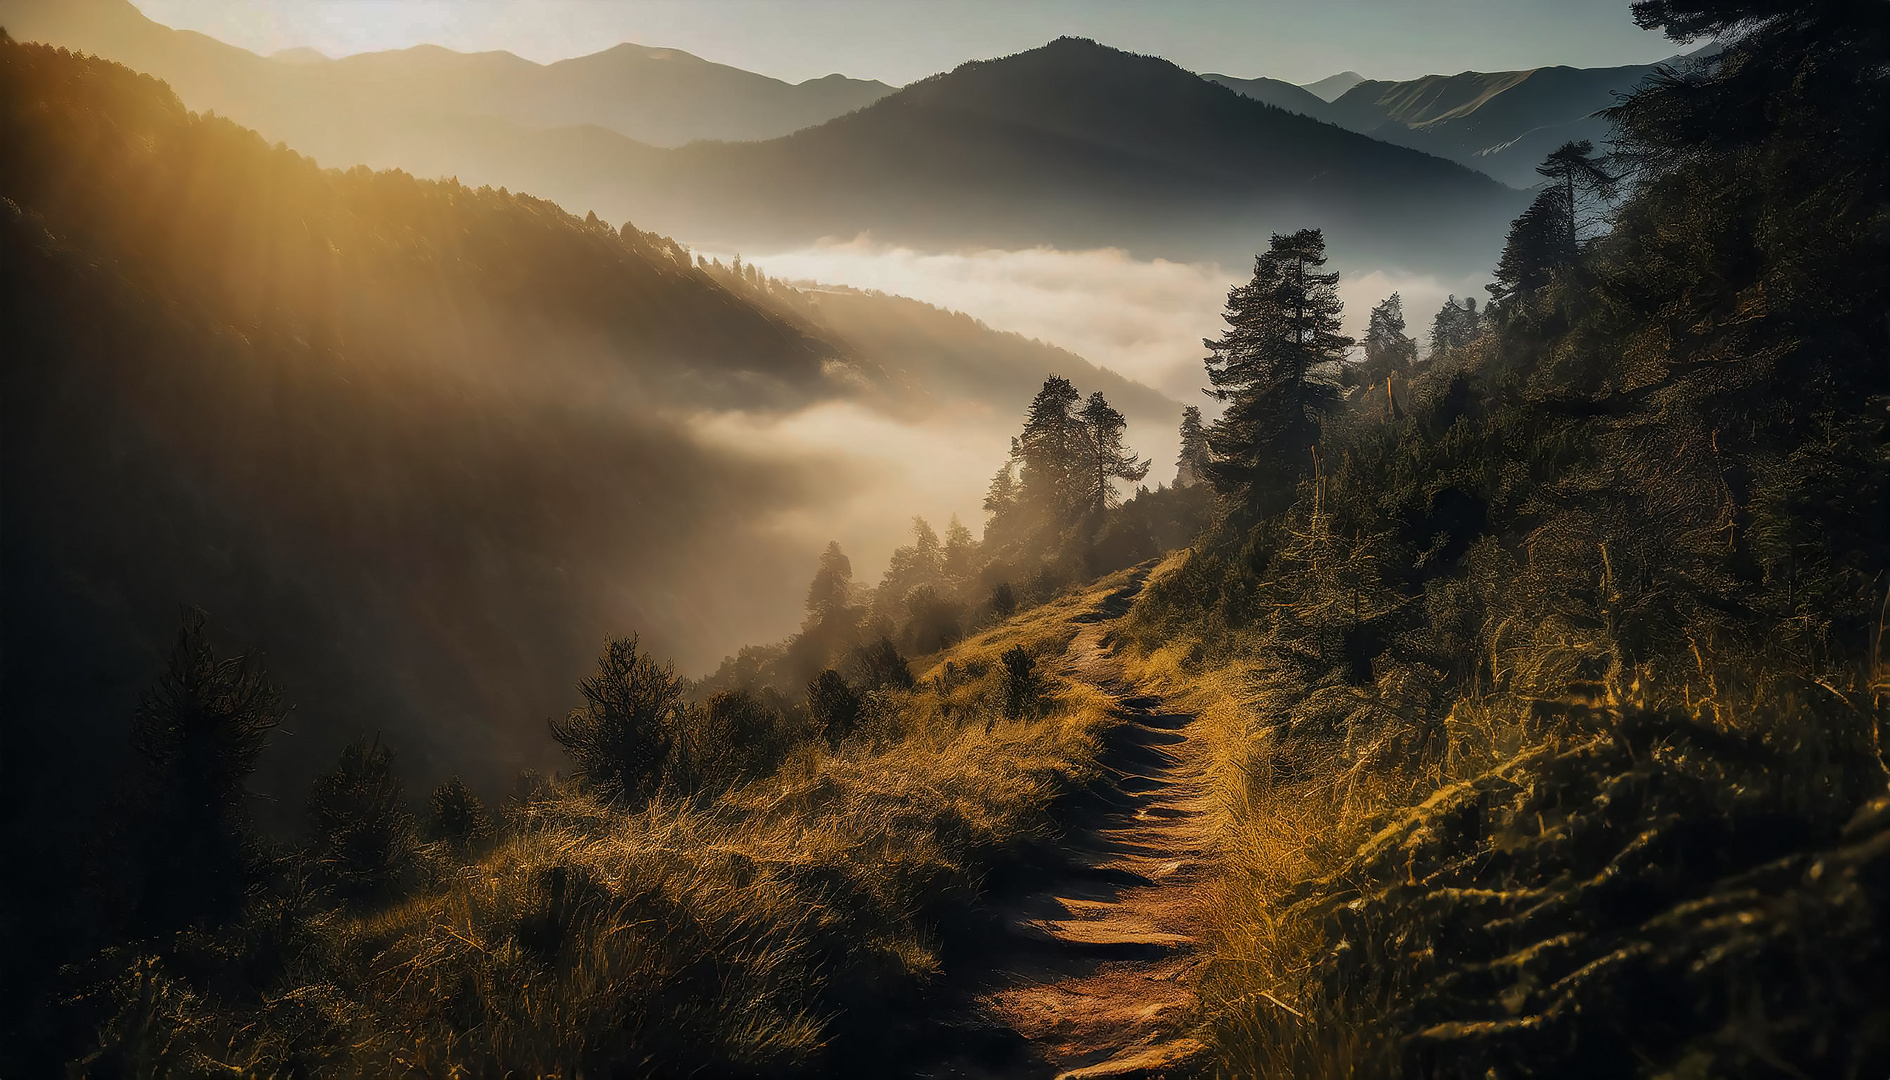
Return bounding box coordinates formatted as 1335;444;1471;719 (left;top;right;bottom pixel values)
134;1;1680;85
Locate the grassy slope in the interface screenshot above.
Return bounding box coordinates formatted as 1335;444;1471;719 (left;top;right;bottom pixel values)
88;572;1141;1075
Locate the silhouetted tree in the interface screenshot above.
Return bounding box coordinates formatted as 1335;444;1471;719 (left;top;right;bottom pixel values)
307;736;416;902
1490;142;1616;313
990;582;1019;619
942;515;979;581
1488;191;1576;309
1175;405;1210;488
806;669;863;748
1000;646;1040;720
1075;391;1150;517
128;609;284;932
1538;140;1617;246
1359;293;1418;383
550;635;682;803
1016;375;1085;532
677;688;791;791
426;775;492;856
983;458;1022;547
1204;229;1352;516
850;636;916;691
1429;295;1482;353
805;541;855;622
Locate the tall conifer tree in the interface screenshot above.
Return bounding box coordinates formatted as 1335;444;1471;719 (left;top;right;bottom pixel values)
1203;229;1351;515
1175;405;1210;488
1075;391;1150;516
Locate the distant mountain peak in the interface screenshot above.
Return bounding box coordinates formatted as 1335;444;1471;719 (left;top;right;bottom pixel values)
1303;70;1365;101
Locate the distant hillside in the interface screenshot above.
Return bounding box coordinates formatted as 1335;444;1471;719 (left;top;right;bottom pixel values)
1209;58;1683;187
0;0;893;148
0;38;1177;823
6;5;1522;269
1302;69;1364;101
1199;71;1333;116
392;38;1523;274
713;270;1179;434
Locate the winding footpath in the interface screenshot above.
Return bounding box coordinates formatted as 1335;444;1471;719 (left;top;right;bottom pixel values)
924;570;1211;1078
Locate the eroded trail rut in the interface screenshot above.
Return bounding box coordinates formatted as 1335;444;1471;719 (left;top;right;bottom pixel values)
920;572;1208;1079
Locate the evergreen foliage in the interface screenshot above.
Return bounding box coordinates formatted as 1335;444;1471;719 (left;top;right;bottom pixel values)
1134;0;1890;1069
1000;646;1040;720
1174;405;1211;488
1357;292;1417;385
548;636;683;804
806;669;864;748
1203;228;1352;518
1428;293;1482;352
127;609;285;932
306;736;416;903
1074;392;1151;517
426;776;493;856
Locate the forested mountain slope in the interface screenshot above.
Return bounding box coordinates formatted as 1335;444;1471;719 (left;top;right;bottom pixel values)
0;34;1176;830
1134;0;1890;1072
1210;56;1694;186
4;7;1522;271
0;0;893;148
410;37;1522;273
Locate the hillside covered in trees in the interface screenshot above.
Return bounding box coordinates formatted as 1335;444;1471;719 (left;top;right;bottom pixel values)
3;0;1887;1075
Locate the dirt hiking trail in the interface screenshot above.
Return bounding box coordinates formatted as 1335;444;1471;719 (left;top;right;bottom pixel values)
919;568;1211;1079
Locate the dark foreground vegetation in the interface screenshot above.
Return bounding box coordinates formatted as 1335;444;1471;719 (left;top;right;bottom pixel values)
1123;0;1890;1073
5;0;1888;1074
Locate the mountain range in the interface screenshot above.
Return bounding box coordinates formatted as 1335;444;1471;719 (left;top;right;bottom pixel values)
5;1;1525;272
0;36;1179;809
0;0;894;147
1207;56;1702;186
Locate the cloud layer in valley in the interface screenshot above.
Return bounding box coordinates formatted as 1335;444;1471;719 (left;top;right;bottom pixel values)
746;237;1494;404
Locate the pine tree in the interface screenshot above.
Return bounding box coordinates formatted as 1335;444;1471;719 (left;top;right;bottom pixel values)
1488;191;1575;309
129;609;284;931
426;776;492;856
549;636;683;803
1430;295;1483;354
1203;229;1352;516
1359;293;1418;384
1175;405;1210;488
804;541;854;622
1075;391;1150;516
307;736;415;902
942;515;979;581
1015;376;1084;530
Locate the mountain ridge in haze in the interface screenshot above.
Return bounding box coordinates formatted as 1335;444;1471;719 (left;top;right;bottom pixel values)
400;37;1524;273
0;0;895;146
1303;69;1365;101
3;3;1523;272
1208;57;1693;186
0;36;1179;815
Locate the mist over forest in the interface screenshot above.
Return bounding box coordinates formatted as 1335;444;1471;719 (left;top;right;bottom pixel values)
3;0;1886;1076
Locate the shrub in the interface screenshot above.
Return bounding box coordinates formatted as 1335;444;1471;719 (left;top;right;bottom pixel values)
849;636;916;691
807;669;863;748
990;582;1018;619
426;775;493;857
550;636;682;803
128;609;285;932
1000;646;1040;720
306;736;417;903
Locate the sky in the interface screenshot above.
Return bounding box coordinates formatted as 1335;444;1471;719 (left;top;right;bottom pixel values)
133;0;1680;86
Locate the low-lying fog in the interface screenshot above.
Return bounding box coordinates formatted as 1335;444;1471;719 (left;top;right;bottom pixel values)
698;237;1488;626
749;236;1492;403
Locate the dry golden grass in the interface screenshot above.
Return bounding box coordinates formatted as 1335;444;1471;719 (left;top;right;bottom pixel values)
112;570;1151;1077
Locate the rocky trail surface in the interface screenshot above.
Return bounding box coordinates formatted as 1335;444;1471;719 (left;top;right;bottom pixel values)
917;570;1211;1079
